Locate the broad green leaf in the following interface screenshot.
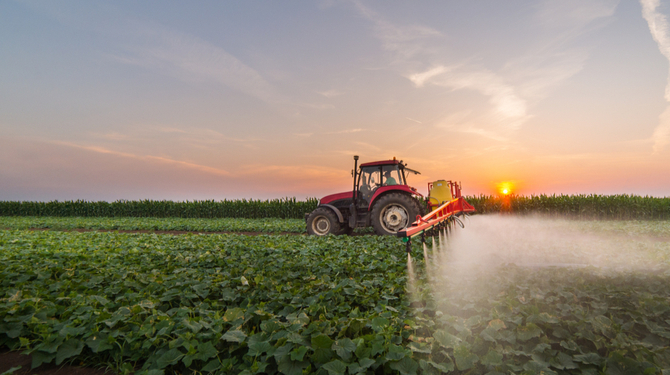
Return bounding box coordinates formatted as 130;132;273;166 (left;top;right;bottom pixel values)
290;346;309;362
487;319;506;330
4;323;23;339
481;349;503;366
523;360;554;374
31;351;55;369
322;359;347;375
248;340;273;356
574;353;604;366
156;348;184;369
389;357;419;375
385;344;406;361
201;359;222;372
1;366;22;375
371;317;389;331
425;360;454;373
454;345;478;371
222;329;247;343
261;319;282;333
86;334;113;353
311;334;333;349
517;323;542;341
554;352;578;370
311;348;334;363
223;308;245;322
560;340;578;351
55;338;84;365
332;338;357;360
358;358;375;369
277;357;309;375
197;341;218;361
433;330;461;349
407;342;431;354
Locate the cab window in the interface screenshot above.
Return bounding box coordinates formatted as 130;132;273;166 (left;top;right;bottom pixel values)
358;167;381;203
382;165;402;186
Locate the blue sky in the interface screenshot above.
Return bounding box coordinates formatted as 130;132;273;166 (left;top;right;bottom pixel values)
1;0;670;200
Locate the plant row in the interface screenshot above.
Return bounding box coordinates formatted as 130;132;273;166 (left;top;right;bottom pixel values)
0;198;319;219
2;194;670;220
0;231;412;374
2;229;670;374
467;194;670;220
0;217;307;233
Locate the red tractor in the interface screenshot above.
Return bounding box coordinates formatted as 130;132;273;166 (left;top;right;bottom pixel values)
305;156;469;236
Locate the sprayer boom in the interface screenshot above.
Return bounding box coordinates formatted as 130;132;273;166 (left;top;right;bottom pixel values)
396;196;475;241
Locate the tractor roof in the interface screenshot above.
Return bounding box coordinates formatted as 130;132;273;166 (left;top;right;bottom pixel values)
359;159;400;168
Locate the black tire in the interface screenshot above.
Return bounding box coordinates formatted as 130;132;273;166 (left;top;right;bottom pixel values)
306;207;341;236
371;193;422;235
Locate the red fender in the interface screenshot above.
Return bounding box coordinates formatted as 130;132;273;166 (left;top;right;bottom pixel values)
368;185;423;210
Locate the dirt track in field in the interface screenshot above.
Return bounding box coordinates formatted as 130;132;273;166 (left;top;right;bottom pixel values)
14;228;304;236
2;227;377;236
0;350;115;375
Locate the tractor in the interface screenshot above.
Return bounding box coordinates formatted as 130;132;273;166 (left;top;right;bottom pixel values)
305;156;471;236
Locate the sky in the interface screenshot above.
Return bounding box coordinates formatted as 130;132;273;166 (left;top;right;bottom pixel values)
1;0;670;201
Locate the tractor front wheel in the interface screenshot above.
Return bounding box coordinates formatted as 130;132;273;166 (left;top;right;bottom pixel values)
306;207;341;236
371;193;421;235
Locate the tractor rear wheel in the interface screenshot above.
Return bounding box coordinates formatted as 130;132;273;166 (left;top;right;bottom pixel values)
306;207;341;236
371;193;421;235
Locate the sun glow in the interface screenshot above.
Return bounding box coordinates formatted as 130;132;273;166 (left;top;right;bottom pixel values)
497;181;514;196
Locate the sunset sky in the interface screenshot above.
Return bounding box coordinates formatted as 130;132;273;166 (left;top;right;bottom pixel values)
2;0;670;201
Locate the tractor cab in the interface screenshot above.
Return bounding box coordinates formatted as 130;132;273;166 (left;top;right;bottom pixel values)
357;162;406;205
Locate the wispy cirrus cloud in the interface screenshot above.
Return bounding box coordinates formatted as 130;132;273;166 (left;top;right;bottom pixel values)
317;89;344;98
641;0;670;153
353;0;619;139
93;125;265;146
111;24;284;107
351;0;441;60
409;65;529;130
53;141;231;176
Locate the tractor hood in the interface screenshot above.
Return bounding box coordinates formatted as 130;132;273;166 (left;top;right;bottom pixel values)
320;186;423;206
320;191;353;205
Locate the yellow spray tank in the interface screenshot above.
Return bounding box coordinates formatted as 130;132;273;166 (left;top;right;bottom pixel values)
427;180;453;211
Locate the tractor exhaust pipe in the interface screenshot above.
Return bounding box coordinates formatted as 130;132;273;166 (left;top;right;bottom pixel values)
348;155;359;229
352;155;359;204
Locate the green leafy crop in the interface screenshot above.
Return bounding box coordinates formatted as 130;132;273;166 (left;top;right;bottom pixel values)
0;217;307;233
2;219;670;374
0;231;411;374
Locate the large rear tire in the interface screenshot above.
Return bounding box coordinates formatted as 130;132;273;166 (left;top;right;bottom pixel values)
306;207;341;236
371;193;422;235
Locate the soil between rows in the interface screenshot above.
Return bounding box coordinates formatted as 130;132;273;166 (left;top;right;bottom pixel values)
0;228;377;236
0;350;114;375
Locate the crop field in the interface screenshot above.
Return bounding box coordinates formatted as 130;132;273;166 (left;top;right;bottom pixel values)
2;194;670;220
0;217;307;234
1;216;670;374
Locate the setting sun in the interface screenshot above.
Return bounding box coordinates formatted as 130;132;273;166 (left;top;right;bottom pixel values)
497;181;515;196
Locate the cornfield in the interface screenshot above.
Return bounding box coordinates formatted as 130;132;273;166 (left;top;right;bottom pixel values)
466;194;670;220
0;198;319;219
1;194;669;220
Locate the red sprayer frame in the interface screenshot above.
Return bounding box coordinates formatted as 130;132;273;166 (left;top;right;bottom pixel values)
396;196;475;252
